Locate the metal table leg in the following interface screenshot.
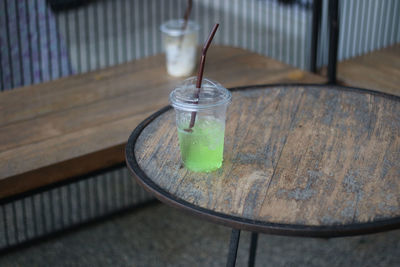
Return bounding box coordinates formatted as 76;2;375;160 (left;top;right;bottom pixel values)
226;229;241;267
248;232;259;267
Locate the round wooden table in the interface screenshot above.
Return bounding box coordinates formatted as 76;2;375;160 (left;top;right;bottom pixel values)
126;84;400;267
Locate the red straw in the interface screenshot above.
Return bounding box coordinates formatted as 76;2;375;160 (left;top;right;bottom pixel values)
185;23;220;132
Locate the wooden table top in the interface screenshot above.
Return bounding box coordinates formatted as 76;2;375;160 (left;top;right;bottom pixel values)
0;46;324;200
337;43;400;96
127;84;400;237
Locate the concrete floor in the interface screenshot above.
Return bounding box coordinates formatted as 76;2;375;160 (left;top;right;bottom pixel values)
0;203;399;267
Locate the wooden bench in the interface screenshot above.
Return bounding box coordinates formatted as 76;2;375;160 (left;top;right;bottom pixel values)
0;46;325;200
337;43;400;96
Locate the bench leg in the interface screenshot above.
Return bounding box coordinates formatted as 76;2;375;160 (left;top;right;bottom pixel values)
248;232;259;267
226;229;241;267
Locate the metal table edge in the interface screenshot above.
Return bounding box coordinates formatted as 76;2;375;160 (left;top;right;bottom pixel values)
125;83;400;238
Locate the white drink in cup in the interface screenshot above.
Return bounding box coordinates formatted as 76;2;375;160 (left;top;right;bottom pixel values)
160;20;199;77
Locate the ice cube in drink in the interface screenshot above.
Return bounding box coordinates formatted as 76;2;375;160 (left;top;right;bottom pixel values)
177;118;225;172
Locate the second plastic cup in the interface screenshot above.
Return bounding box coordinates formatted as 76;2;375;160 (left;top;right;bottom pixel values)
169;77;232;172
160;19;199;77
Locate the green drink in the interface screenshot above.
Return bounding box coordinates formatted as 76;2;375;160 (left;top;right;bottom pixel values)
178;119;224;172
170;77;232;173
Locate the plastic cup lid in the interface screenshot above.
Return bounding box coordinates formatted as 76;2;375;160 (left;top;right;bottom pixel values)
169;77;232;111
160;19;200;37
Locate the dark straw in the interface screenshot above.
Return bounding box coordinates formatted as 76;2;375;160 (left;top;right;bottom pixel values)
178;0;193;49
182;0;192;30
185;23;220;132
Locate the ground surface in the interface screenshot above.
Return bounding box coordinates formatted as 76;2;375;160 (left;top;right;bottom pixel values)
0;203;399;267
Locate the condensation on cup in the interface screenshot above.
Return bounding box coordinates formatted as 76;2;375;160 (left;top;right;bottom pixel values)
160;20;200;77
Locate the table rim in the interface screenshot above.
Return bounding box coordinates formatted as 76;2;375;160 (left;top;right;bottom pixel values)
125;83;400;238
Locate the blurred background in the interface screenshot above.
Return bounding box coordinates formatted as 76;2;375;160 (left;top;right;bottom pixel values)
1;0;399;265
2;0;399;91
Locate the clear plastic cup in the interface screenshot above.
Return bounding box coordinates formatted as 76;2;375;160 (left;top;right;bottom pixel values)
169;77;232;172
160;19;199;77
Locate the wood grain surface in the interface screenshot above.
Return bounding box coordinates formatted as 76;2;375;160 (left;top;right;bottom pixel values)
133;85;400;227
0;46;325;199
337;43;400;96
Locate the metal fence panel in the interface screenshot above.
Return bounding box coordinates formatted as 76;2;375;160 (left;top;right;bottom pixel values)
318;0;400;67
0;166;153;250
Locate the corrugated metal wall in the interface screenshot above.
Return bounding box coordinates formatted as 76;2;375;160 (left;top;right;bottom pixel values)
1;167;153;249
57;0;313;74
1;0;315;91
338;0;400;60
317;0;400;67
0;0;72;91
1;0;399;92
